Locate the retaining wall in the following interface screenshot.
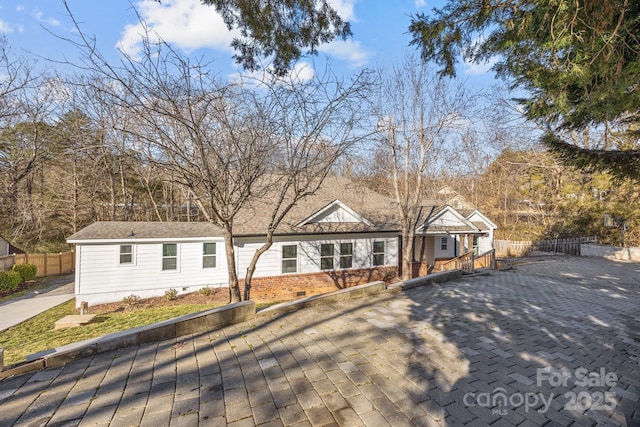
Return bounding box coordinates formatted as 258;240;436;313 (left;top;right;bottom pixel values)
580;244;640;261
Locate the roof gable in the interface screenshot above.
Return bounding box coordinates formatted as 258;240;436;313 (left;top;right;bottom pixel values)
465;210;498;231
416;206;480;234
296;200;372;227
234;176;400;235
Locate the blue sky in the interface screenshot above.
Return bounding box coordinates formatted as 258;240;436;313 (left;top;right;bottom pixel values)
0;0;500;85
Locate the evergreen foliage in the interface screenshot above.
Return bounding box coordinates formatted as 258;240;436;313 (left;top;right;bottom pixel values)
202;0;351;75
409;0;640;179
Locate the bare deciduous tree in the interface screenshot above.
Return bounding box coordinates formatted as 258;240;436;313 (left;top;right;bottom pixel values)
372;54;475;280
67;12;373;302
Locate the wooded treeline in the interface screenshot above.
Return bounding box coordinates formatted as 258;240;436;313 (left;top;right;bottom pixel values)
446;149;639;247
1;37;638;253
1;107;205;252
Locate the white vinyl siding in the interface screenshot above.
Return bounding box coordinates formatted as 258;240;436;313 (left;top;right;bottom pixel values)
235;234;398;278
466;212;496;254
75;240;228;307
435;236;455;258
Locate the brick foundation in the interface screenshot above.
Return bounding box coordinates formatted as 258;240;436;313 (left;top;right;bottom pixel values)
410;262;430;278
243;266;398;303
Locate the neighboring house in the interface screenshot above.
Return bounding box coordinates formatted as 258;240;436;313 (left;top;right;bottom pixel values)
0;236;9;257
0;235;24;257
68;177;496;306
437;186;477;210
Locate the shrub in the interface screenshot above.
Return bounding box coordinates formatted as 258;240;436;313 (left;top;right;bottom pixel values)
122;294;140;306
199;286;215;296
164;288;178;301
12;263;37;282
0;270;23;292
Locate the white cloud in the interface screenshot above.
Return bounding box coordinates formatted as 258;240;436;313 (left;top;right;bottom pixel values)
231;61;316;87
287;62;315;83
31;9;61;27
327;0;358;22
463;56;498;76
117;0;236;58
414;0;427;7
0;19;12;33
319;39;371;68
463;33;498;75
118;0;366;70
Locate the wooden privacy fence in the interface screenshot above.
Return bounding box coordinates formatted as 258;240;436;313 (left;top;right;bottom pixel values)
1;251;75;277
495;237;597;257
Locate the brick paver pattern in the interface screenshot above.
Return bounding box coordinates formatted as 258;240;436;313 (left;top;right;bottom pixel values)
1;255;639;426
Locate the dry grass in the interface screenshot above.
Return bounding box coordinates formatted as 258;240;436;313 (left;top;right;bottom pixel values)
0;291;227;366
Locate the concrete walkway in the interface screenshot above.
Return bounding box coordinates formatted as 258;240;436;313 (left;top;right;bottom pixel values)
0;256;639;426
0;276;75;332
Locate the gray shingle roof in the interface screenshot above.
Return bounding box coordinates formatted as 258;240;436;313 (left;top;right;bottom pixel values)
67;221;223;241
67;177;492;241
233;176;402;235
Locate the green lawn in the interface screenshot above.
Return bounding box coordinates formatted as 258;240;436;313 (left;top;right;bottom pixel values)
0;300;219;366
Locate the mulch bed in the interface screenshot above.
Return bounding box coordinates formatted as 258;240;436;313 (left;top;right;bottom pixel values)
87;287;230;315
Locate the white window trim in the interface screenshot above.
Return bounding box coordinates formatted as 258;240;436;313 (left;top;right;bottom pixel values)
118;244;135;266
440;237;448;251
339;241;354;270
281;244;298;274
372;240;385;267
202;242;218;270
320;243;335;271
161;243;180;272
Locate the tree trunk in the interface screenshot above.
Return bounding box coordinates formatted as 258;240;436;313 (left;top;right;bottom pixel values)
401;221;414;281
223;222;242;303
243;231;275;301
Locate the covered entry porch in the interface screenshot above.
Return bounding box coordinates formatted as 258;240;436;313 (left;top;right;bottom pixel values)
410;205;494;275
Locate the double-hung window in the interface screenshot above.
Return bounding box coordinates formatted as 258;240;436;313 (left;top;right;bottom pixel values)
372;241;385;266
119;245;133;264
441;237;448;251
282;245;298;273
320;244;334;270
203;243;216;268
339;243;353;269
162;243;177;271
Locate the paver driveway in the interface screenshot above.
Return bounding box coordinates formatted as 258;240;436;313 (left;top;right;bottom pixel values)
1;255;639;426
